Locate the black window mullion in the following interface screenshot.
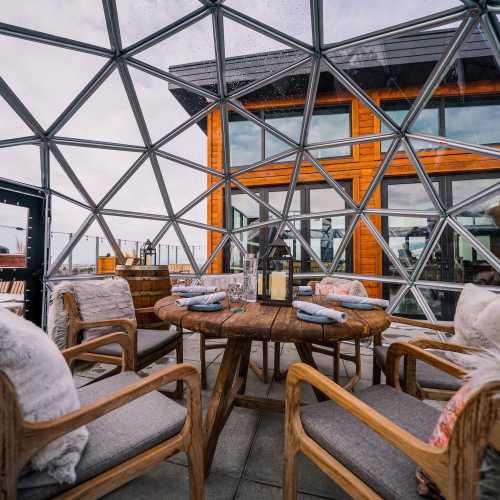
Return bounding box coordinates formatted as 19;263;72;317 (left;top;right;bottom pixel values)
439;97;446;137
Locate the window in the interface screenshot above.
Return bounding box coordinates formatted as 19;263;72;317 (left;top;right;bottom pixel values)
381;94;500;153
380;99;440;152
228;182;353;275
228;104;352;167
382;173;500;320
444;96;500;145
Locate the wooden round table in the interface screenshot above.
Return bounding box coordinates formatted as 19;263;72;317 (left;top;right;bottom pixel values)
155;295;390;475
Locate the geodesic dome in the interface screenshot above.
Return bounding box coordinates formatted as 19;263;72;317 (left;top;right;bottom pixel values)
0;0;499;323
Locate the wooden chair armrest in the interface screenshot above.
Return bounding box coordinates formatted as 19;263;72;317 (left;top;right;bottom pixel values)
386;342;469;390
135;307;155;314
286;363;447;477
62;332;134;370
19;363;200;468
408;338;482;354
389;315;455;335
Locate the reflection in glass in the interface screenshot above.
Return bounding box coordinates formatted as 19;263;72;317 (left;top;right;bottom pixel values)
264;108;301;159
309;106;351;158
445;96;500;146
229;114;262;167
452;183;500;286
381;100;439;152
309;188;347;271
387;181;439;211
0;204;28;268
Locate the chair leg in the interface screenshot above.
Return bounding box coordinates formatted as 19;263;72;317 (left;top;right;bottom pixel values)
200;334;207;390
262;340;268;384
274;341;282;381
284;415;299;500
174;335;184;398
186;373;204;500
372;333;382;385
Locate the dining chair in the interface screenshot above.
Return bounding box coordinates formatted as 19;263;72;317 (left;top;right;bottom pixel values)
2;332;204;500
283;342;499;499
63;289;184;398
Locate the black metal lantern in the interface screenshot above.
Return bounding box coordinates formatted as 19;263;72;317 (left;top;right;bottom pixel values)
261;237;293;306
140;239;156;266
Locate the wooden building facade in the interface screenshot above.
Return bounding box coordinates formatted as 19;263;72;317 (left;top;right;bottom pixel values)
170;28;500;319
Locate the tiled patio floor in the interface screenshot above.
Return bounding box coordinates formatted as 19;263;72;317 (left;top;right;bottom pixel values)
75;324;434;499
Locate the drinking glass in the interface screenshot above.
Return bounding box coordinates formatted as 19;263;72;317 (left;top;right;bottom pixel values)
228;283;245;313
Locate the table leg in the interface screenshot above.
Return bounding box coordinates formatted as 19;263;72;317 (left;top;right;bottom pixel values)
203;338;251;476
372;333;382;385
294;342;327;402
332;341;340;384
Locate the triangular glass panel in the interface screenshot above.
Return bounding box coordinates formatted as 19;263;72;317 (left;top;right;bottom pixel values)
1;0;109;46
102;215;166;259
225;0;312;45
117;0;202;48
325;26;463;129
55;145;142;207
178;223;208;268
0;145;41;187
59;70;144;145
129;66;213;144
423;24;500;147
54;219;116;277
159;115;211;169
268;181;301;217
0;37;104;129
323;0;462;44
382;213;442;277
156;155;208;216
49;151;89;205
105;158;167;216
0;96;33;140
230;187;267;229
223;13;308;94
137;15;217;89
390;286;428;320
50;196;94;272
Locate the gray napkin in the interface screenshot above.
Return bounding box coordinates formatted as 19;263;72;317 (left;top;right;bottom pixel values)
176;292;226;307
292;300;346;323
326;293;389;308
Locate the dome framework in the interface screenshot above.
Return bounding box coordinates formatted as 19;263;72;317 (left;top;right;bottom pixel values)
0;0;499;323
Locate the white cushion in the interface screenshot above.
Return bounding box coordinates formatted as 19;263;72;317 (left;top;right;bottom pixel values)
454;283;500;350
0;309;88;485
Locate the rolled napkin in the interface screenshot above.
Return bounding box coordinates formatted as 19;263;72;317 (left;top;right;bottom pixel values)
176;291;226;307
326;293;389;308
172;285;217;294
298;285;312;293
292;300;347;323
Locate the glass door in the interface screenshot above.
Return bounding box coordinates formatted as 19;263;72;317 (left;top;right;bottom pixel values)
0;183;45;325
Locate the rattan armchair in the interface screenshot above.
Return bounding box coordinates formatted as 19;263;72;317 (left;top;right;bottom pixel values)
2;332;204;500
284;343;500;500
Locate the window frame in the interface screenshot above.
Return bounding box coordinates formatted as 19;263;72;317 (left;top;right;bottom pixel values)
226;180;354;275
380;93;500;154
228;103;353;168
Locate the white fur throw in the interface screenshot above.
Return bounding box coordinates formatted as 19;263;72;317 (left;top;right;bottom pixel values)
47;278;135;348
0;309;88;486
448;284;500;368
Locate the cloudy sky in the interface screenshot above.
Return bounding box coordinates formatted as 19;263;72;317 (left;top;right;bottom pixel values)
0;0;463;268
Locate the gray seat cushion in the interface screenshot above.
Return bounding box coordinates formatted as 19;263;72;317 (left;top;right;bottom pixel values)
19;371;186;500
374;345;462;391
89;328;181;358
301;384;439;500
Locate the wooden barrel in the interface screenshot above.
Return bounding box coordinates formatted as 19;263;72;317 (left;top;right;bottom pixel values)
115;265;171;329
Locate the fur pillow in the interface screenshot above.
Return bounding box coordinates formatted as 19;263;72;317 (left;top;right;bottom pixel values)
315;277;367;297
73;278;135;338
454;284;500;350
0;309;88;486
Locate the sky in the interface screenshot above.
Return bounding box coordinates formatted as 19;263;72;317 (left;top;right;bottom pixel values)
0;0;471;270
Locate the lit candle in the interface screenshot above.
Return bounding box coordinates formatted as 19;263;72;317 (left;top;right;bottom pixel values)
270;271;286;301
257;272;263;295
145;255;153;266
